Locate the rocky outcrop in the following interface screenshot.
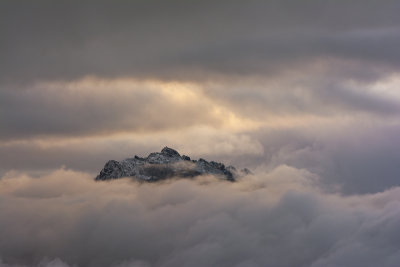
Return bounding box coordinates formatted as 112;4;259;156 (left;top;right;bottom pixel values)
95;147;251;182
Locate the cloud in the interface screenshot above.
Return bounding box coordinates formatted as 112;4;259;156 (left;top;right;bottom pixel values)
203;67;400;120
0;126;263;176
1;168;400;266
1;2;400;266
251;121;400;194
1;0;400;195
0;258;73;267
4;73;400;194
1;0;400;84
2;74;400;194
0;78;248;141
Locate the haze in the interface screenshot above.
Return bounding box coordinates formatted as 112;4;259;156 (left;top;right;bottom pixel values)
1;1;400;266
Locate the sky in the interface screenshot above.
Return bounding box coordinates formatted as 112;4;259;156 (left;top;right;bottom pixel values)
1;1;400;266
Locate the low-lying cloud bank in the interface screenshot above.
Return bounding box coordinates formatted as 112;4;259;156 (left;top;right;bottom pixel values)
1;168;400;267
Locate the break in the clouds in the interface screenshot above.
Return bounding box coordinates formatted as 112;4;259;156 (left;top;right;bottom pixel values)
1;169;400;267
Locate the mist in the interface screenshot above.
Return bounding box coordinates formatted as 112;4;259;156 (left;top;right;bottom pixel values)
1;168;400;267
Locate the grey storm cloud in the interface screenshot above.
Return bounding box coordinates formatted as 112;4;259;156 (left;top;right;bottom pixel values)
0;79;224;141
1;67;400;143
1;169;400;267
1;76;400;194
252;122;400;194
3;0;400;146
2;119;400;195
204;69;400;118
1;1;400;267
1;0;400;83
1;0;400;146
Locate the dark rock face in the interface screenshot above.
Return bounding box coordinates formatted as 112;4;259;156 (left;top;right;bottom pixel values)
95;147;250;182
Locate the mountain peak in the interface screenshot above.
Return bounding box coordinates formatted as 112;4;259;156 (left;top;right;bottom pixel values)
161;146;180;157
95;147;250;182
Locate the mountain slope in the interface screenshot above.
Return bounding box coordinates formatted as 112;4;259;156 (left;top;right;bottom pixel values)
95;147;250;182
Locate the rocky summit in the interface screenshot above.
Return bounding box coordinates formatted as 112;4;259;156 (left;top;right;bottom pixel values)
95;147;251;182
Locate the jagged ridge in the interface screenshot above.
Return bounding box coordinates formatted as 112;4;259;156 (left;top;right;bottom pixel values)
95;147;251;182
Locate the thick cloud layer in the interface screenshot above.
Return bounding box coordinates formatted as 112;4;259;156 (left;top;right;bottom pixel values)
1;0;400;83
1;2;400;265
1;75;400;193
1;169;400;267
0;79;232;140
1;1;400;195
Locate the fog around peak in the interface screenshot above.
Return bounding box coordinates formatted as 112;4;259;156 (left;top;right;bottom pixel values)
1;168;400;267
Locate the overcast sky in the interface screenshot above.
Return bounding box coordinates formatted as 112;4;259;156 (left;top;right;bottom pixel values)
1;1;400;266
